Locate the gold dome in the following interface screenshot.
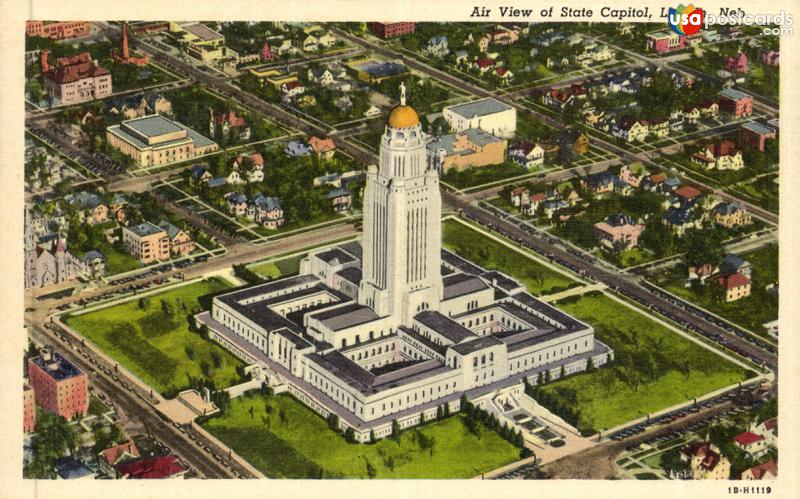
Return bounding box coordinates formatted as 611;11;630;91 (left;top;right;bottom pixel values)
387;105;420;128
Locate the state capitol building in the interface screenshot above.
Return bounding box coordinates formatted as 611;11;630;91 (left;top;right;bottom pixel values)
196;86;613;441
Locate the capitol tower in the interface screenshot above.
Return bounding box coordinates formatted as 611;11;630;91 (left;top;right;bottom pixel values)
359;83;443;324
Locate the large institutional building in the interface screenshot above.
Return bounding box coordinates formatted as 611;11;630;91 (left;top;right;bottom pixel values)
106;114;219;167
197;87;612;440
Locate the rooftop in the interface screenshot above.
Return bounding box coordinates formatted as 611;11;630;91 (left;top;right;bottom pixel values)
442;273;490;300
445;98;513;118
414;310;476;343
310;303;379;331
30;352;84;381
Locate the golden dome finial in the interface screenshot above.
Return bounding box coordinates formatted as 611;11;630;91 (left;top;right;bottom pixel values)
387;82;419;128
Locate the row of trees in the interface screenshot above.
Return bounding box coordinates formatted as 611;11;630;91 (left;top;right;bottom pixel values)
460;395;531;458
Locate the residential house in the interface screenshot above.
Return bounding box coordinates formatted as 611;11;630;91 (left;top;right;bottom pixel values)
334;95;353;112
613;118;649;143
619;162;648;187
593;213;644;250
326;188;352;212
209;110;251;141
556;129;589;164
580;171;615;196
713;202;752;228
474;58;496;74
425;36;449;57
740;122;776;152
718;88;753;117
718;272;752;302
663;203;702;235
720;254;752;278
307;67;334;85
509;142;544;168
510;187;529;207
688;263;718;283
541;199;568;219
247;194;284;229
158;220;195;256
308;136;336;160
752;418;778;447
648;119;669;138
680;441;731;480
233;152;265;183
760;50;779;67
284;140;312;157
494;67;514;82
683;104;701;124
281;80;306;97
741;460;777;480
612;177;634;197
64;191;108;225
427;128;507;173
673;185;704;202
100;441;141;478
225;192;249;217
189;165;213;185
109;193;128;224
692;140;745;170
734;431;769;459
522;192;547;216
700;99;720;119
725;52;748;73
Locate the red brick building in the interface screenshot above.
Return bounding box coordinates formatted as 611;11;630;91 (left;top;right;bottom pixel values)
26;21;90;40
718;88;753;118
41;50;113;106
28;352;88;420
24;383;36;433
369;22;416;39
740;122;776;152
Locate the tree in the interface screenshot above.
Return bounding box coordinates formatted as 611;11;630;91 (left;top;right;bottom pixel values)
211;351;223;368
364;457;377;479
138;297;150;310
200;361;212;377
344;427;356;443
683;229;726;267
327;413;339;432
436;405;444;421
391;419;401;442
185;346;195;360
369;429;376;444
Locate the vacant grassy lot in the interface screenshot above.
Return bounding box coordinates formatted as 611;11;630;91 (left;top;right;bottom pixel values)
65;278;244;395
203;394;519;478
653;244;778;336
442;219;578;296
541;292;751;432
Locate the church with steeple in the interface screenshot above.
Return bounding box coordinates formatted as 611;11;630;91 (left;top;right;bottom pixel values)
197;86;613;441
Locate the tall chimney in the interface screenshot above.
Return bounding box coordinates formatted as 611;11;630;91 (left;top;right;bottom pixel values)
41;49;50;73
122;21;130;60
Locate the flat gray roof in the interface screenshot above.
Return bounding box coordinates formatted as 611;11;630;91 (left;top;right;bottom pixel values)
123;114;184;138
414;311;476;344
310;303;379;331
446;98;512;118
442;273;489;300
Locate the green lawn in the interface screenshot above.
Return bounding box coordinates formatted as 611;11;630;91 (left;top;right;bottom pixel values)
441;162;528;190
442;219;579;296
652;244;778;336
202;393;520;478
249;254;305;279
540;292;751;432
65;278;245;395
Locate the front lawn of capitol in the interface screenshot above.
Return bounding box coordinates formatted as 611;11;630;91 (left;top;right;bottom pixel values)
202;393;520;478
